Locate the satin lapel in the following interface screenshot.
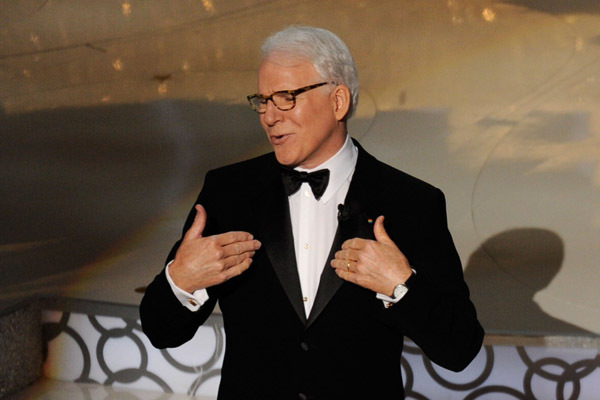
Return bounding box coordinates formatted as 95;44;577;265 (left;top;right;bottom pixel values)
253;172;307;325
306;145;380;328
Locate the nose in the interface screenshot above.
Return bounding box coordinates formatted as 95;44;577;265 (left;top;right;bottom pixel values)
262;99;282;126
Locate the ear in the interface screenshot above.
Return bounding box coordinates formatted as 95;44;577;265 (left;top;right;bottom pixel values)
331;84;351;121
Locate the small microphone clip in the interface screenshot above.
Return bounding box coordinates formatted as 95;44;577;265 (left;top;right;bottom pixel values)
337;203;350;221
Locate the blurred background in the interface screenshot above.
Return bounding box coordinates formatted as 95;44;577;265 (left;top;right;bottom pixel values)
1;0;599;336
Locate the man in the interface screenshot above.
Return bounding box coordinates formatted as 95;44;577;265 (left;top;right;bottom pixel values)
140;25;484;399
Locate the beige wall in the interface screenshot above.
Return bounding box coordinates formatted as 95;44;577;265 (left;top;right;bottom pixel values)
1;0;599;335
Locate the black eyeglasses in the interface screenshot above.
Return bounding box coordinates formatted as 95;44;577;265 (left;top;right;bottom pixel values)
247;82;336;113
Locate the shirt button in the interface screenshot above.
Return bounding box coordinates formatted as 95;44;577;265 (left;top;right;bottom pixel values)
304;243;310;250
304;189;311;197
188;299;198;307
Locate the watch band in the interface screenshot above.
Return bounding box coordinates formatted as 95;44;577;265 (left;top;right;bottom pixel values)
403;270;417;289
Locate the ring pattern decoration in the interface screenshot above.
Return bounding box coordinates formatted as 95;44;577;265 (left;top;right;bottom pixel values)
42;303;600;399
42;307;224;397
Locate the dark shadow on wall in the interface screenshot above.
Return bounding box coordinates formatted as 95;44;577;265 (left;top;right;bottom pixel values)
464;228;596;336
500;0;600;14
0;100;266;291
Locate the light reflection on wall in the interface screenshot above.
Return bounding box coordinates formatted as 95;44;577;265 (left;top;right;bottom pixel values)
112;58;123;71
122;2;132;17
202;0;216;14
482;7;496;22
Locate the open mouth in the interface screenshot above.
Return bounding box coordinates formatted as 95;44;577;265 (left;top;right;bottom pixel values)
270;133;291;144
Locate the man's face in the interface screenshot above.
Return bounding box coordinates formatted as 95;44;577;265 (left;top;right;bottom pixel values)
257;56;346;169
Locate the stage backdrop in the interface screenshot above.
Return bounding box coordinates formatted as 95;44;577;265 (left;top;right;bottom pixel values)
1;0;599;336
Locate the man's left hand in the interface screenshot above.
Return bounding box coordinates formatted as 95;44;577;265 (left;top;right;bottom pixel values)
331;216;413;296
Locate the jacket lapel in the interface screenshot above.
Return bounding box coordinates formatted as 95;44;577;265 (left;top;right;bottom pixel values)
306;144;380;328
253;163;307;325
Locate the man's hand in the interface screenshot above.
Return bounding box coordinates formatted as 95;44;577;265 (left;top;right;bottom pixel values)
170;204;261;293
331;216;412;296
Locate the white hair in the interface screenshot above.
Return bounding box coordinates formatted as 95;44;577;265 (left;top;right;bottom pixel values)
261;25;359;119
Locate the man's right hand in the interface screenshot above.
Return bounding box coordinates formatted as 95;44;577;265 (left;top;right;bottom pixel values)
169;204;261;293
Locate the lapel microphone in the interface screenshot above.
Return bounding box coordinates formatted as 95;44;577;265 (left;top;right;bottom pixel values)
337;203;351;221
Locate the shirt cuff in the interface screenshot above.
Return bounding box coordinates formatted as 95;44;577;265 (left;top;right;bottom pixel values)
165;261;209;312
376;292;401;308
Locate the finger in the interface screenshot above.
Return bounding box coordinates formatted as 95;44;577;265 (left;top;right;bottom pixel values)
373;215;394;245
341;237;368;250
334;267;357;283
223;258;253;280
214;231;257;246
222;251;255;269
221;239;261;258
184;204;207;240
330;259;352;272
334;249;352;261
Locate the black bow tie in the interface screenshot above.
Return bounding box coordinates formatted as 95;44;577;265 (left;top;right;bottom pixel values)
280;167;330;200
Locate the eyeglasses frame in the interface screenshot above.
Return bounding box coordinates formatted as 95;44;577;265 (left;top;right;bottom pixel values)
247;81;337;113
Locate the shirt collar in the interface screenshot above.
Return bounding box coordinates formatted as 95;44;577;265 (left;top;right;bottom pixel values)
296;135;358;204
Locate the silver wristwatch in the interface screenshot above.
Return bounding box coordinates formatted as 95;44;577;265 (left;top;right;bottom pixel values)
392;270;416;300
392;283;409;300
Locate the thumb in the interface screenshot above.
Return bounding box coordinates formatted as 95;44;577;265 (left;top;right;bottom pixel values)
373;215;394;244
184;204;207;240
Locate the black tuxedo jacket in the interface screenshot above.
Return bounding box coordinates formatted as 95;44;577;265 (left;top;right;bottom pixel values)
140;140;484;400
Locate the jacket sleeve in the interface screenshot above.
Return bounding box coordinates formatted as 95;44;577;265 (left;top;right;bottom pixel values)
377;188;484;372
140;269;219;348
140;171;221;349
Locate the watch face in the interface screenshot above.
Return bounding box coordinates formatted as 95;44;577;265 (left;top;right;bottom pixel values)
393;284;408;299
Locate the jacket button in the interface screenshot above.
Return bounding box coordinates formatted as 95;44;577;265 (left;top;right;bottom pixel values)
300;342;309;351
298;394;308;400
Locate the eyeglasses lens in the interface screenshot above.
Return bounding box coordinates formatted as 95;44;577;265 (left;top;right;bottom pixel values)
251;93;295;113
